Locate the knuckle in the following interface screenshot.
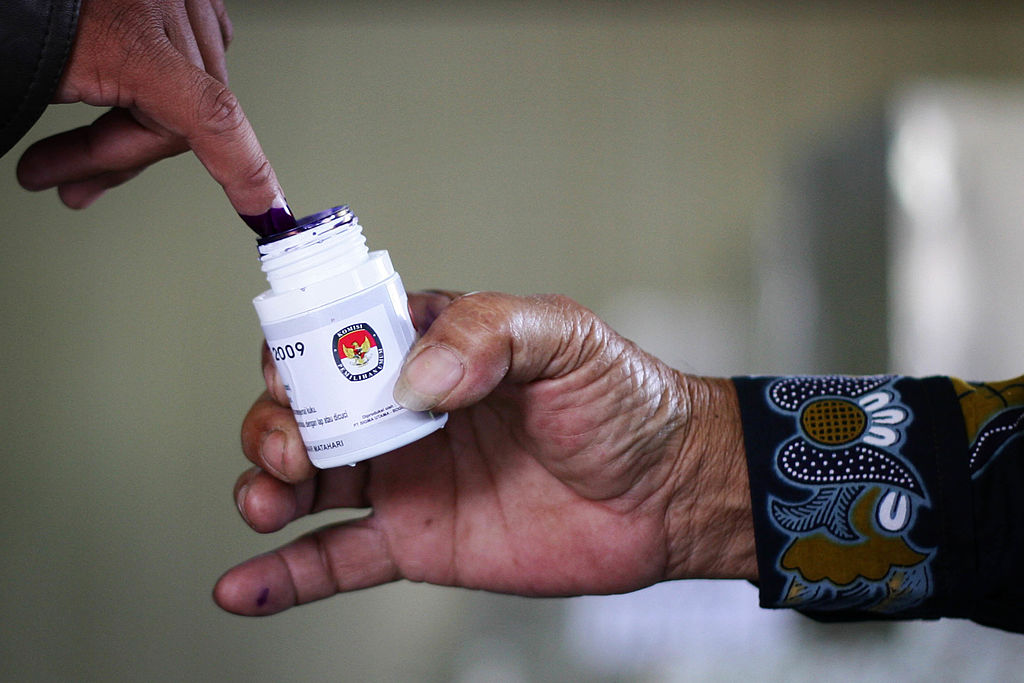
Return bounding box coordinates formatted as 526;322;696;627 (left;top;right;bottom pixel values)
531;293;608;371
537;292;597;331
240;408;265;465
536;293;585;317
194;80;246;136
191;80;277;193
241;158;276;193
240;395;284;462
446;291;514;338
81;5;168;99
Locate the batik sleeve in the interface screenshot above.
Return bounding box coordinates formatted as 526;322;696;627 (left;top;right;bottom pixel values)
733;374;1024;633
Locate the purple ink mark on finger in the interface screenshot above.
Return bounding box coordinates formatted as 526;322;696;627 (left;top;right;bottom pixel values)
240;205;297;238
256;587;270;607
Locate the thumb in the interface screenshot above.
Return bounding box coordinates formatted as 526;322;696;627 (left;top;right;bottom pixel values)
393;292;599;412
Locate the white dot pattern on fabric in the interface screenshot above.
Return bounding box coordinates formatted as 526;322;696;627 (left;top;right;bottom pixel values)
970;420;1019;471
770;375;893;411
778;439;921;494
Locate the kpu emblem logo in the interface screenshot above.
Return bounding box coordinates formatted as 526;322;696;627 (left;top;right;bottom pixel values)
332;323;385;381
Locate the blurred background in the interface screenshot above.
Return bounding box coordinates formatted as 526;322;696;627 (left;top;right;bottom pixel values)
3;2;1024;680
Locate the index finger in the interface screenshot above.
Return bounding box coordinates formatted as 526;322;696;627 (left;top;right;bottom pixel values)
408;290;463;335
241;389;315;484
131;47;288;220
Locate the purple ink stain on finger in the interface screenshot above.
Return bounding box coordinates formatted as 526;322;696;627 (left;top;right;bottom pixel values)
256;587;270;607
240;205;297;238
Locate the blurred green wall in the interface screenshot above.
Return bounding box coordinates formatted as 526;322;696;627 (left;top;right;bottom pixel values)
3;3;1024;680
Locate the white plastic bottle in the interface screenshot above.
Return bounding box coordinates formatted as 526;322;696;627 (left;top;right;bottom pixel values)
252;206;447;468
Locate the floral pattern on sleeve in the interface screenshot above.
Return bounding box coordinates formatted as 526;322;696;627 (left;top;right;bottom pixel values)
764;376;934;614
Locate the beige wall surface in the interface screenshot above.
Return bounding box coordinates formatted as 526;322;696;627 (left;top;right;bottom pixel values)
3;3;1024;680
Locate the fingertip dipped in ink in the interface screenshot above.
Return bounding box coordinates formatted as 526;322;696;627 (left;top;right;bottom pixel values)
239;204;298;239
254;205;350;246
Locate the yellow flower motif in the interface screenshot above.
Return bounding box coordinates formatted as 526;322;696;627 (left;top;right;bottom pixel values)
799;390;907;449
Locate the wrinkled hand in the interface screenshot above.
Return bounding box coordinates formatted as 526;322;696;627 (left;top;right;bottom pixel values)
17;0;283;214
215;291;755;616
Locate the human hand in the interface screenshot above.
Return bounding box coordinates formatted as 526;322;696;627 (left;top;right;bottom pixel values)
16;0;287;221
214;291;756;616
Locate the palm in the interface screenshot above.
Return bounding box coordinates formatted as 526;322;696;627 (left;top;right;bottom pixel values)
362;379;674;596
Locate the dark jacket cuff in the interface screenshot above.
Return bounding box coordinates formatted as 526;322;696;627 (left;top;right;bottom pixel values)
0;0;82;157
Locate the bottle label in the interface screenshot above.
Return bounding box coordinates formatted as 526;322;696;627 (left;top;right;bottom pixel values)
262;287;435;465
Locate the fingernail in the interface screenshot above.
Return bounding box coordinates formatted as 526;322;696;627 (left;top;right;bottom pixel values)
259;429;288;478
394;346;463;411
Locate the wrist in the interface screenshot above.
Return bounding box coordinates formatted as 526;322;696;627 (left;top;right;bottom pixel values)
663;375;758;582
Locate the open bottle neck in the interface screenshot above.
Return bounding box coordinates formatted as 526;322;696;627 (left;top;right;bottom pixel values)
258;206;371;293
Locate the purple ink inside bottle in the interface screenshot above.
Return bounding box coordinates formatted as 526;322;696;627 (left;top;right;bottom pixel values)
256;205;352;246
